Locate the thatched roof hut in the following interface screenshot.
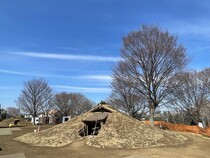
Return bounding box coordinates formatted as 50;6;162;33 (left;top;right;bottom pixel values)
15;104;187;148
80;105;111;136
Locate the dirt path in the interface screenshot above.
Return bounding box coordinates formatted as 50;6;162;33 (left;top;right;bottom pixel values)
0;126;210;158
126;133;210;158
60;133;210;158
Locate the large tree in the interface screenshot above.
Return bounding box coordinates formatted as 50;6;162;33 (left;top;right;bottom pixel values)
53;92;74;116
53;92;93;117
170;69;210;127
115;25;187;126
111;63;147;119
16;78;53;125
72;93;93;116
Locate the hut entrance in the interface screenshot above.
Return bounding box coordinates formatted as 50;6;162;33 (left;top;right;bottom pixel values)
83;121;101;136
79;112;108;137
14;119;20;125
0;144;6;151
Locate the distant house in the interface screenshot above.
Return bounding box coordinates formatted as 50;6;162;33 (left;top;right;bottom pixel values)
36;109;63;125
31;117;39;125
23;109;68;125
48;109;62;124
38;113;49;125
62;116;71;123
23;114;42;125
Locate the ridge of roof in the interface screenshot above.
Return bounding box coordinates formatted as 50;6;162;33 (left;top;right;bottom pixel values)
90;104;116;113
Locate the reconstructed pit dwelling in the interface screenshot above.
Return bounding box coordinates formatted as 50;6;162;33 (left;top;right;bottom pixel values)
15;104;187;149
79;105;111;137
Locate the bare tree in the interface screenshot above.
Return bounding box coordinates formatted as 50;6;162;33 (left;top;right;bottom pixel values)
116;25;187;126
111;63;148;119
7;106;20;117
53;92;74;116
16;78;53;125
170;69;210;127
72;93;93;116
53;92;93;117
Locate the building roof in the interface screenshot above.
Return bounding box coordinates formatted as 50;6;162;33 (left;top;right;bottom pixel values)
48;109;59;115
90;104;115;113
83;112;108;122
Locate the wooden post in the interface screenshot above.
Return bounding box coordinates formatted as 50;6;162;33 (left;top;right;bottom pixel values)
86;124;88;136
93;121;97;135
83;124;86;136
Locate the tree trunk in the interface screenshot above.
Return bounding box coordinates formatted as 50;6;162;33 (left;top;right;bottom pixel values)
33;116;36;125
149;107;155;126
201;117;206;128
207;116;210;127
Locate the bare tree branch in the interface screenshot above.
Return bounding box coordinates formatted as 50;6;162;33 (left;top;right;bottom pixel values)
16;78;53;125
169;69;210;127
114;25;187;126
53;92;93;117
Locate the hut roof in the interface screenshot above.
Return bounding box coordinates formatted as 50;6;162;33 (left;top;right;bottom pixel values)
83;112;108;123
48;109;58;115
90;104;115;113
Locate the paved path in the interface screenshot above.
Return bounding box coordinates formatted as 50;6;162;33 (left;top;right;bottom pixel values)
0;128;25;158
0;128;22;136
0;153;25;158
0;128;12;135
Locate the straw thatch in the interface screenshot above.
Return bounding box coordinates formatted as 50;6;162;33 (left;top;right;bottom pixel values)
14;104;187;148
83;112;108;122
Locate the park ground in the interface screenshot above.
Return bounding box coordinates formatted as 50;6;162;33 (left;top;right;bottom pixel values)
0;125;210;158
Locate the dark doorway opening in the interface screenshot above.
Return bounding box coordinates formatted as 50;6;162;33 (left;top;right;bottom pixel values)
0;144;6;151
79;121;102;136
14;119;20;125
79;112;108;137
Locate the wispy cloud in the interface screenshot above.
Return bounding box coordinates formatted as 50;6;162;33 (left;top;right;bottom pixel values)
0;69;32;75
15;52;121;62
0;69;39;76
191;46;210;52
0;69;70;79
0;69;113;82
165;21;210;38
52;85;111;93
80;75;112;81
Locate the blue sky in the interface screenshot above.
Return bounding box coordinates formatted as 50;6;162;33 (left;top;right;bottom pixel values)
1;0;210;108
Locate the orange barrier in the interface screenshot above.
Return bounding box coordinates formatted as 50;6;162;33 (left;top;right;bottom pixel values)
142;121;210;137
